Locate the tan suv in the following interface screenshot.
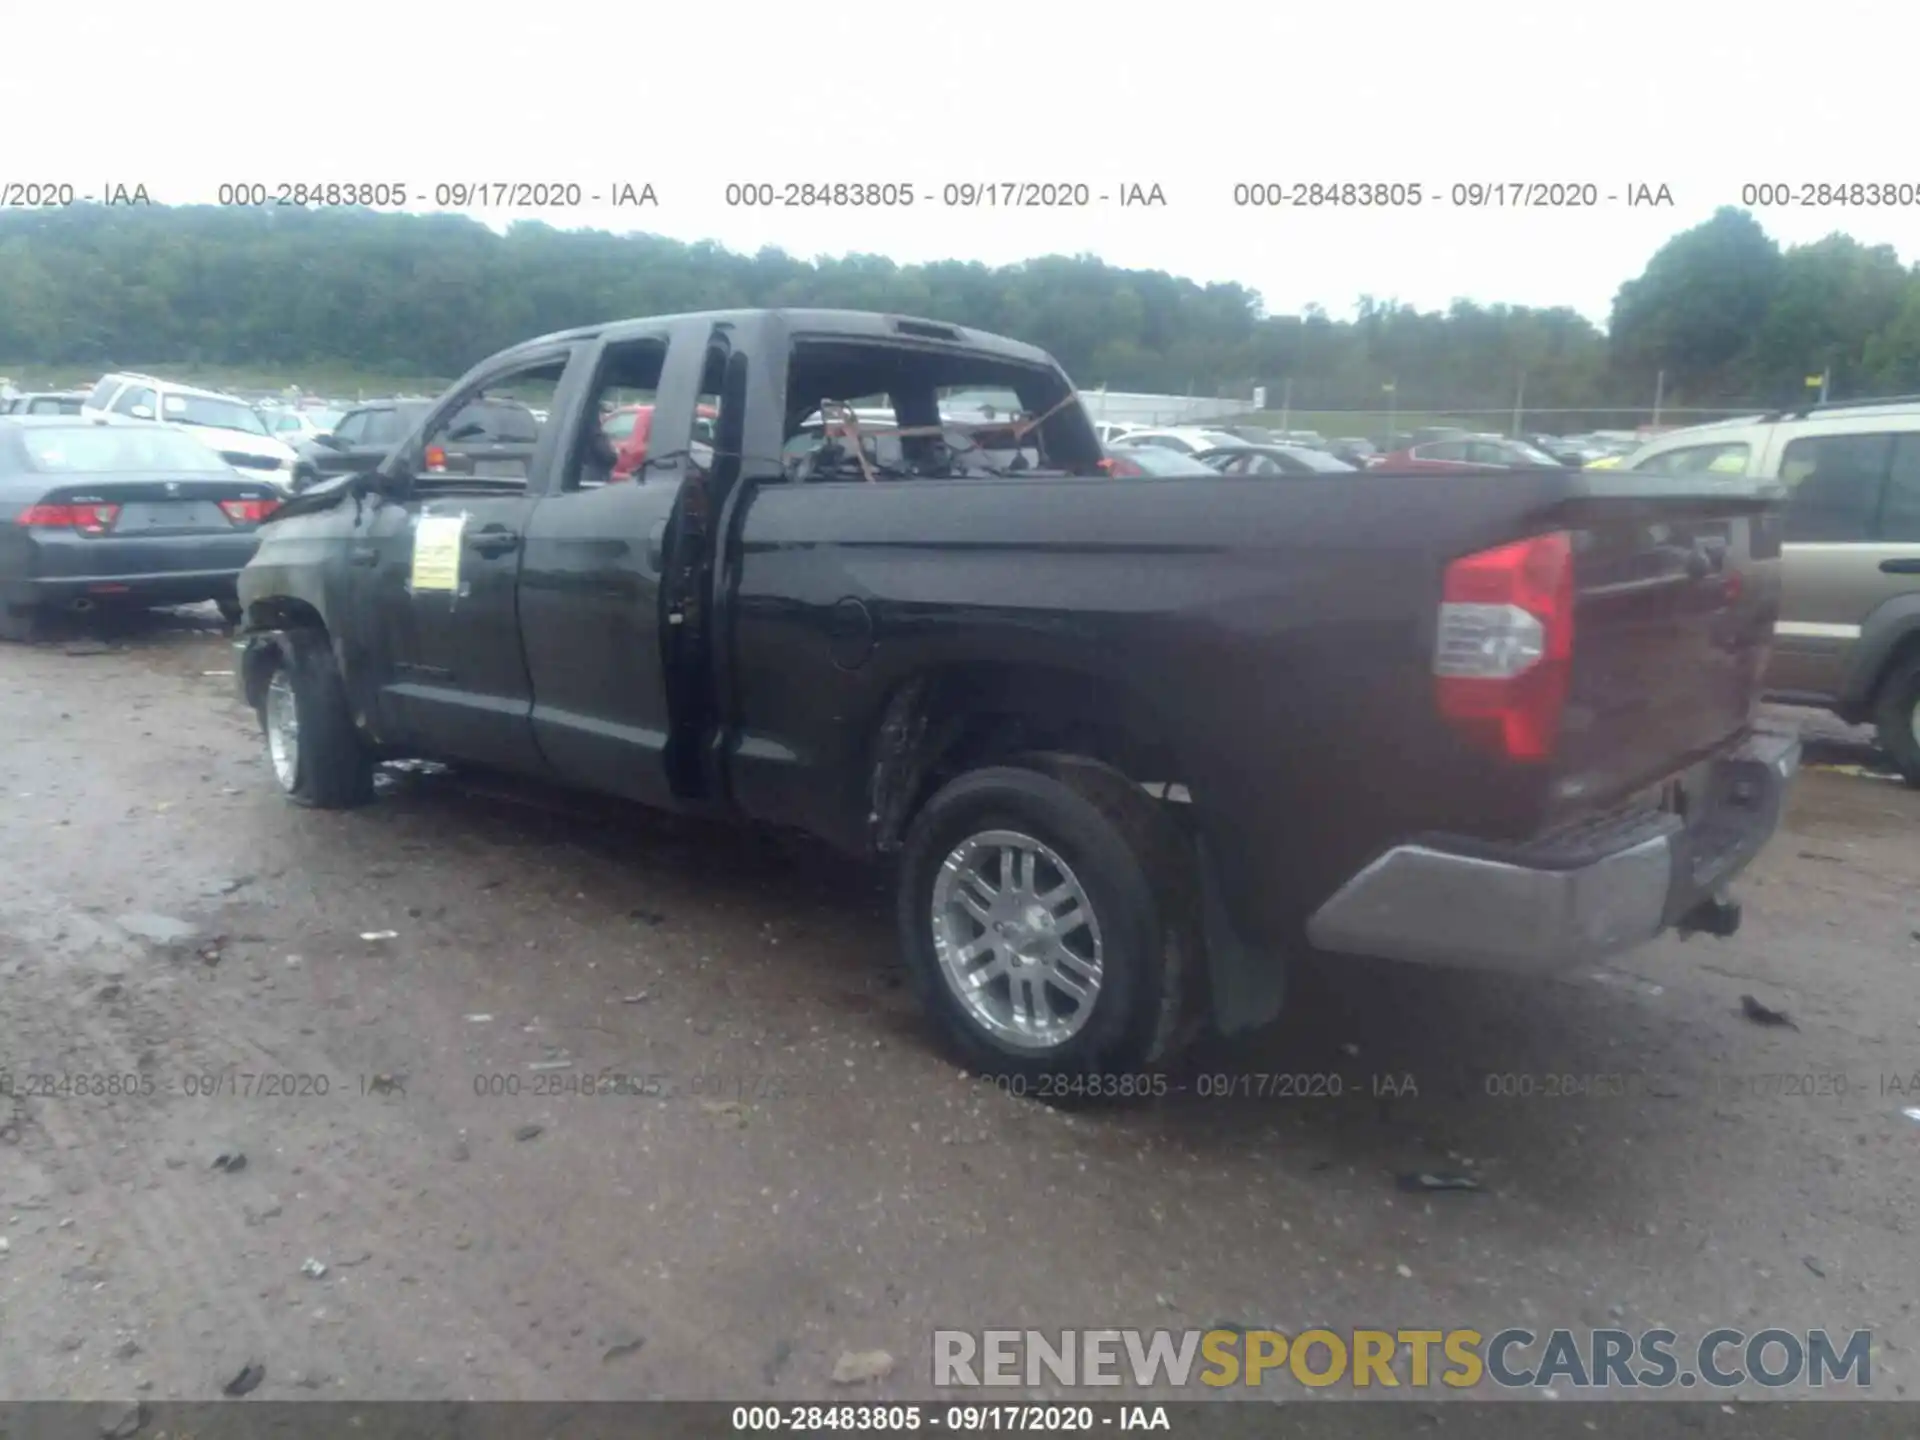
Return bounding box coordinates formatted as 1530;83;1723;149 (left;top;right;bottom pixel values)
1617;400;1920;785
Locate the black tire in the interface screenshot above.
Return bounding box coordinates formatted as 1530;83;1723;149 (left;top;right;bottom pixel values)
0;601;44;644
257;628;375;808
1873;653;1920;788
896;761;1194;1094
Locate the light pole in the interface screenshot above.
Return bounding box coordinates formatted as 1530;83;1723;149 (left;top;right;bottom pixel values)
1383;379;1396;447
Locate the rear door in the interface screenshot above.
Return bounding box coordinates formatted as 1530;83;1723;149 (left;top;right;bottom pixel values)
1766;429;1920;700
350;352;576;772
515;323;708;808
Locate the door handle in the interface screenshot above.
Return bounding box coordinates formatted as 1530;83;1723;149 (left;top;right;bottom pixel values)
468;529;521;557
1880;558;1920;575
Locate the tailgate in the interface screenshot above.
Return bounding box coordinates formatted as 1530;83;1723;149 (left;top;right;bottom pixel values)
1550;474;1783;819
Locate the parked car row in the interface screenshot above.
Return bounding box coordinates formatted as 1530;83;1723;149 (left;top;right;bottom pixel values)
1;389;88;417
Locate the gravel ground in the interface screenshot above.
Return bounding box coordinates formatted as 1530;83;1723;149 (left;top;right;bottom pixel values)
1;609;1916;1411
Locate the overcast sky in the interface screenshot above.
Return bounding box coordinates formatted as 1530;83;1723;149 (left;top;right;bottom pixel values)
19;0;1917;327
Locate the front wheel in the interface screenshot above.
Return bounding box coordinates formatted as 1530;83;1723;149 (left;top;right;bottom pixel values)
896;763;1192;1089
257;629;375;808
1873;654;1920;788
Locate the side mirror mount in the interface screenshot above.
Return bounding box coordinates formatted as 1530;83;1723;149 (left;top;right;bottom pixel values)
129;404;154;420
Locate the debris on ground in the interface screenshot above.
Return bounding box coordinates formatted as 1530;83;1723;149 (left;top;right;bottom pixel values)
831;1350;895;1385
1739;994;1799;1029
513;1123;544;1142
528;1060;573;1072
99;1401;147;1439
221;1362;265;1397
115;913;197;946
210;1152;247;1173
359;930;400;942
1395;1264;1414;1278
1804;1257;1826;1278
601;1328;646;1363
621;992;651;1004
1397;1172;1482;1193
763;1338;794;1385
300;1257;328;1279
464;1014;493;1023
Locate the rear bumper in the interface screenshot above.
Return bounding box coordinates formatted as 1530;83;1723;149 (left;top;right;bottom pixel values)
8;533;260;607
1304;730;1800;974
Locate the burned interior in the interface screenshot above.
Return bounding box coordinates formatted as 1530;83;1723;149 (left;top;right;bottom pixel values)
780;336;1105;482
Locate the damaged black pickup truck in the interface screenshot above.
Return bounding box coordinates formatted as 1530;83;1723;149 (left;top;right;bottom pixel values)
235;308;1801;1081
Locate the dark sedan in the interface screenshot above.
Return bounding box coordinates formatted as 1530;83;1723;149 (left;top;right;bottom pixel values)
1373;437;1571;473
1193;443;1358;476
290;399;431;491
0;417;283;640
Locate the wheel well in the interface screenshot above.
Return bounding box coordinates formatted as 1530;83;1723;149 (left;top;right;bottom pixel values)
239;600;328;709
1875;630;1920;703
867;664;1184;853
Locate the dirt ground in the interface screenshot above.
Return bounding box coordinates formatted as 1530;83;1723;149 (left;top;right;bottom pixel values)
1;608;1916;1408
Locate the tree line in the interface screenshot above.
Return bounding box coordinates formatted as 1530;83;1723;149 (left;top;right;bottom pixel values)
1;203;1914;414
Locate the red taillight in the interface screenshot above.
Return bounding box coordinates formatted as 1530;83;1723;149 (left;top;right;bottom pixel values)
1433;531;1575;762
424;444;447;472
17;503;120;535
1100;455;1143;478
219;497;280;524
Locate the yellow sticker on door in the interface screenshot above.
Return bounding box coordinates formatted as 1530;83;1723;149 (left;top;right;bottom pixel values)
410;514;465;593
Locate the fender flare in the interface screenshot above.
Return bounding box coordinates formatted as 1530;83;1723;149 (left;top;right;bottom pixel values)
1836;593;1920;717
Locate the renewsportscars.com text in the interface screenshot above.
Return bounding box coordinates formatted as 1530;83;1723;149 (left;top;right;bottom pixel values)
933;1327;1873;1390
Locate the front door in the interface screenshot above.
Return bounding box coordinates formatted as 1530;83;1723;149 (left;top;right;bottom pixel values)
351;348;577;773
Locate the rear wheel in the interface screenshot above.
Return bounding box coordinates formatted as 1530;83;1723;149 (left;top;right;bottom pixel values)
0;601;44;644
896;762;1193;1095
1873;654;1920;788
258;629;375;807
